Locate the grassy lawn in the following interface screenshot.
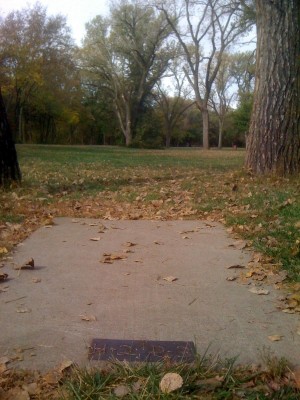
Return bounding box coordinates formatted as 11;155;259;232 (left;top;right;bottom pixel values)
1;145;300;398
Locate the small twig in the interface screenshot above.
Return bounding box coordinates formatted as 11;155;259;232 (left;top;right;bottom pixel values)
188;297;199;306
5;295;27;304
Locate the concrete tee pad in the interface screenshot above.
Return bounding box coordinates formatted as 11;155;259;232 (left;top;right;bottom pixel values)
0;218;299;371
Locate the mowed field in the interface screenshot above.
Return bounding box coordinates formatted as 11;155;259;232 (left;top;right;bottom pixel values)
1;145;299;280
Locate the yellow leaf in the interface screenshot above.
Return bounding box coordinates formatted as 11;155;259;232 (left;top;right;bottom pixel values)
0;247;8;254
80;314;97;321
163;276;178;283
268;335;283;342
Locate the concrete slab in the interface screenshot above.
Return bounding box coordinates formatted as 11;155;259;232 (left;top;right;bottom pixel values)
0;218;299;371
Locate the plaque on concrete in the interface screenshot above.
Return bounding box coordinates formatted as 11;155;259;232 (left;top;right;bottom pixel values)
89;339;196;362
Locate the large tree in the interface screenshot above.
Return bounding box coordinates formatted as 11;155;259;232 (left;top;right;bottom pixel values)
246;0;300;174
0;3;79;143
82;1;173;146
157;0;252;149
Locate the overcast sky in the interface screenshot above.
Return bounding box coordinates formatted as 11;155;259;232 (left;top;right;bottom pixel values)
0;0;109;44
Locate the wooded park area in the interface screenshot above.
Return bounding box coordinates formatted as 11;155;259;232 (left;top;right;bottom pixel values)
0;0;299;177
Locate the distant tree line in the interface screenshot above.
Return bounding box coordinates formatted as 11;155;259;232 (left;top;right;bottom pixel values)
0;0;255;149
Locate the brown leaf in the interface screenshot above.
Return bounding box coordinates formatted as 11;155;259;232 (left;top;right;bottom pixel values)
114;384;130;398
22;383;38;396
123;242;136;247
0;363;8;374
80;314;97;321
249;287;269;295
227;264;245;269
16;307;31;313
268;335;283;342
0;356;10;365
159;372;183;393
292;366;300;389
0;272;8;281
43;370;61;385
282;308;295;314
14;258;35;270
2;388;30;400
231;240;247;250
163;276;178;283
0;247;8;254
58;360;73;373
101;253;127;263
226;276;237;281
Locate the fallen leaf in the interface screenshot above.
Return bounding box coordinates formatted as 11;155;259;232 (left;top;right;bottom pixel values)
0;356;10;365
22;383;38;396
0;247;8;254
123;242;136;247
90;237;101;241
282;308;295;314
292;366;300;389
80;314;97;321
160;372;183;393
163;276;178;282
230;240;247;250
114;384;130;397
268;335;283;342
279;198;294;209
154;240;164;245
123;249;134;254
226;276;237;281
32;278;41;283
101;253;127;263
0;272;8;281
249;287;270;295
227;264;245;269
16;307;32;313
58;360;73;373
2;388;30;400
43;370;61;385
14;258;35;270
0;363;7;374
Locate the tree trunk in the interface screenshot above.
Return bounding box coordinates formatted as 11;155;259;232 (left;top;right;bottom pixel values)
165;125;171;147
246;0;300;175
115;103;132;146
0;87;22;185
202;108;210;150
218;118;224;149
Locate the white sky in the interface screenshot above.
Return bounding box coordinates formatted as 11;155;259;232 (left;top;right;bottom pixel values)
0;0;109;44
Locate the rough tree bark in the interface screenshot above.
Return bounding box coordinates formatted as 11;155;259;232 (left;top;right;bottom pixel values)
246;0;300;175
0;87;22;185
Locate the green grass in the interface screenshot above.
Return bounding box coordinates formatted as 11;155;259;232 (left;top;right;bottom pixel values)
61;352;298;399
0;145;297;281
